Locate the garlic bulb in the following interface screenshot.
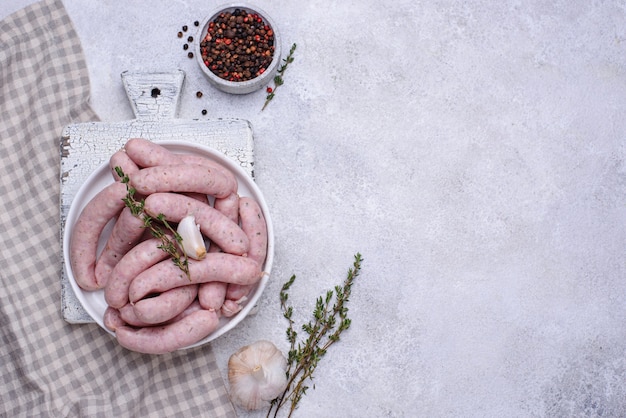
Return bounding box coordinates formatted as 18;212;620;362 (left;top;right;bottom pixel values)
228;340;288;410
176;215;206;260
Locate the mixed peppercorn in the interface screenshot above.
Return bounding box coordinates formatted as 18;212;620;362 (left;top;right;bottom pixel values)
199;9;275;82
177;12;289;114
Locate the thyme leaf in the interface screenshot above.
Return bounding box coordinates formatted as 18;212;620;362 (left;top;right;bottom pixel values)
267;253;363;418
115;166;190;280
262;43;297;111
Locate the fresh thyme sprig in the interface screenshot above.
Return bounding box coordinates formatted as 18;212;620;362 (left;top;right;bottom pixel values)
262;43;297;111
114;166;190;279
267;253;363;418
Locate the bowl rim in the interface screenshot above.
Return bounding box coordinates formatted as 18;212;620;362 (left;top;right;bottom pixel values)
62;139;275;350
194;2;282;93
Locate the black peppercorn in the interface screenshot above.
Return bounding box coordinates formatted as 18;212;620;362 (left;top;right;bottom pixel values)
177;31;183;38
194;21;199;26
196;91;203;98
188;36;194;42
188;52;194;58
183;44;189;50
182;25;188;32
201;109;207;115
199;9;275;82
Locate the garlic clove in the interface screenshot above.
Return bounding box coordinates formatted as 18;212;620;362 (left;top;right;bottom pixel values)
228;340;288;410
176;215;207;260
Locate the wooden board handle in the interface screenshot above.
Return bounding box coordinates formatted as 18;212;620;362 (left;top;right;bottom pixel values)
121;70;185;121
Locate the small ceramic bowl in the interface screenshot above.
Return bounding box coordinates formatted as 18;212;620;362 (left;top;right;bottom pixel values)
195;3;281;95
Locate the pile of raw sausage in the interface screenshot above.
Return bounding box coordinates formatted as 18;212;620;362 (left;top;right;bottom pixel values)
69;138;268;354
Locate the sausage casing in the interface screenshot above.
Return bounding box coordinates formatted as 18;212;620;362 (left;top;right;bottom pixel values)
69;182;127;290
115;309;220;354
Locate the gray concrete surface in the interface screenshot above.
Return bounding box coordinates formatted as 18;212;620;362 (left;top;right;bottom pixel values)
3;1;625;416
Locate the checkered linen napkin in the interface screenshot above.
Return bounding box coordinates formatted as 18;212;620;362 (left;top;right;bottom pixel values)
0;1;236;416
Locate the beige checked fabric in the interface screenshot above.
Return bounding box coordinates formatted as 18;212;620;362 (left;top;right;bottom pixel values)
0;1;236;416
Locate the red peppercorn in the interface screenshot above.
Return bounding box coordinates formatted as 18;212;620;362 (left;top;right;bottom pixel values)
199;10;276;82
266;87;273;93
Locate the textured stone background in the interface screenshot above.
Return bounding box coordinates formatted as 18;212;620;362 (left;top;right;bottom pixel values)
3;1;625;416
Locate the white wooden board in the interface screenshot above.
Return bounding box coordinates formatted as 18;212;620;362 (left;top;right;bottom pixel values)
59;70;255;323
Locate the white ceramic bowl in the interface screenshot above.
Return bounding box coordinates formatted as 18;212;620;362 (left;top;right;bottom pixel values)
195;3;281;94
62;140;274;350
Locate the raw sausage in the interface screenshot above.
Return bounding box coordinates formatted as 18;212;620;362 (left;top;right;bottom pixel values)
104;237;171;309
221;299;243;318
224;284;252;303
103;306;125;332
132;284;198;325
183;192;210;204
118;303;152;327
170;299;205;322
124;138;238;192
109;149;139;181
94;207;146;288
225;196;268;301
128;253;262;303
120;299;206;327
69;182;128;290
179;154;237;193
143;192;249;256
129;164;234;198
237;196;268;264
115;309;220;354
198;281;228;311
198;192;240;310
123;137;176;168
213;192;240;223
123;137;237;193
